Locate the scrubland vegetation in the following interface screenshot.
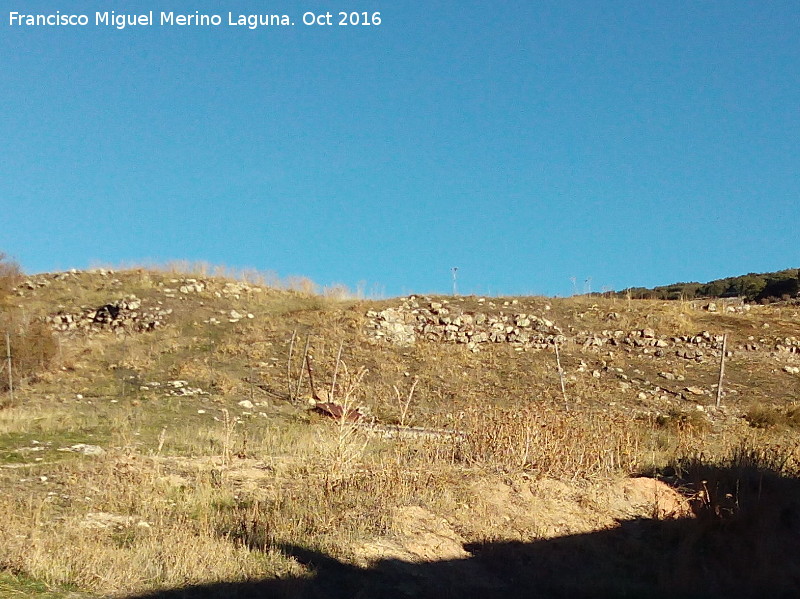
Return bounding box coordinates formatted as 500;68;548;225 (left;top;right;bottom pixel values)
1;257;799;597
621;267;800;302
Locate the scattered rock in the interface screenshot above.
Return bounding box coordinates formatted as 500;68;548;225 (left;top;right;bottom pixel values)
58;444;105;456
80;512;151;530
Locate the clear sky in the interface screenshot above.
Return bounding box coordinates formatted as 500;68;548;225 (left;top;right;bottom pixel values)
2;1;798;297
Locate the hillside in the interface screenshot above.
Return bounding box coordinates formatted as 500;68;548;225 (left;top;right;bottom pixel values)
619;267;800;302
1;267;800;598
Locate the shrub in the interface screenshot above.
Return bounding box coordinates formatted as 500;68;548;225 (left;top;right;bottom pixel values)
0;253;23;307
0;318;58;396
745;404;800;430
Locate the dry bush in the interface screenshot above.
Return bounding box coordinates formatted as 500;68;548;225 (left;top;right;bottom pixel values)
670;440;800;522
0;318;58;397
452;405;642;478
286;276;319;295
323;283;352;301
744;403;800;430
0;253;23;306
216;458;460;557
653;408;712;434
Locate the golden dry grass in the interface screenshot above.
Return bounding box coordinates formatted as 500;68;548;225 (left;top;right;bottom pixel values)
1;267;799;597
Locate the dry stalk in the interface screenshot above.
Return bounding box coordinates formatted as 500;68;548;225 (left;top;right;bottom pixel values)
393;376;419;427
330;339;344;400
328;363;370;474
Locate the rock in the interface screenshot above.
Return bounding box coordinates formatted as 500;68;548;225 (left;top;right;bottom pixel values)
58;444;105;456
607;478;693;520
685;386;705;396
81;512;150;530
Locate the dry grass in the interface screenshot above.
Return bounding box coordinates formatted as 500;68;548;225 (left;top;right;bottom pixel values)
2;267;800;597
451;406;642;477
0;456;304;596
744;403;800;430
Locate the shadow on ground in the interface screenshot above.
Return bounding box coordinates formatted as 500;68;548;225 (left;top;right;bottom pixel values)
128;463;800;599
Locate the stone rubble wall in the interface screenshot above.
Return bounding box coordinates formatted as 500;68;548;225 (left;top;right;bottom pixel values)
15;270;265;300
15;270;267;335
46;295;172;334
367;297;800;359
367;297;563;351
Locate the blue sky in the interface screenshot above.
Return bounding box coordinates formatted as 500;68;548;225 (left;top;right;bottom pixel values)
2;1;798;297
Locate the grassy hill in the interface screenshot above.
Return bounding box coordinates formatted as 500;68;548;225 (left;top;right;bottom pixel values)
1;265;800;598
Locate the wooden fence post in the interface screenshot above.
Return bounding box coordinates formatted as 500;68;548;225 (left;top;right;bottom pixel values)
5;331;13;403
554;337;569;410
715;334;728;409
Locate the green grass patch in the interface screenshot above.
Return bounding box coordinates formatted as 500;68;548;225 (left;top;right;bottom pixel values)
0;571;88;599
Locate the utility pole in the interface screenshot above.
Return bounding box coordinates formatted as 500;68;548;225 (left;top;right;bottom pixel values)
451;267;459;296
